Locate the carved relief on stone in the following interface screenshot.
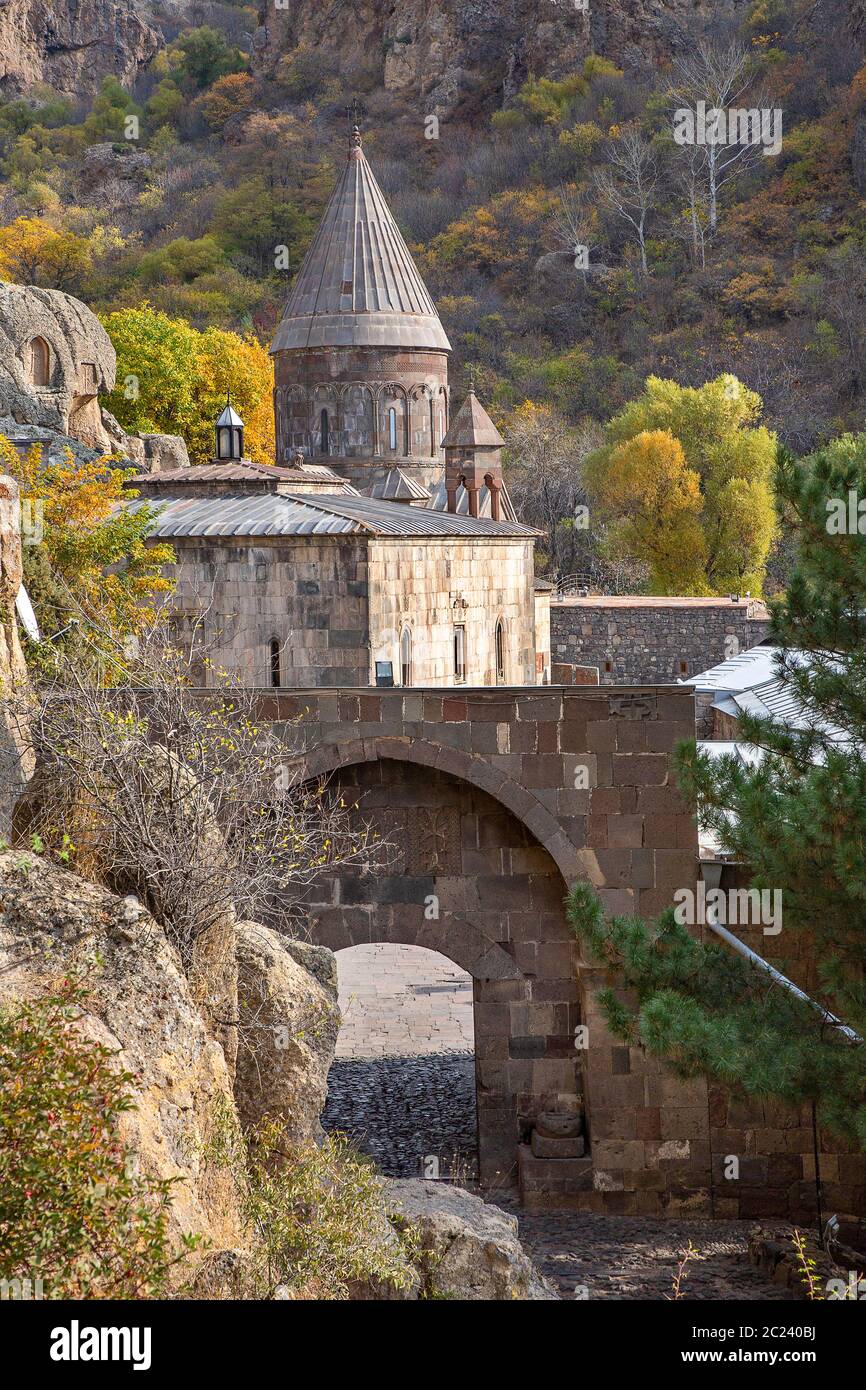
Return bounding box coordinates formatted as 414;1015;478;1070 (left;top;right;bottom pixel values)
406;805;462;875
609;694;656;720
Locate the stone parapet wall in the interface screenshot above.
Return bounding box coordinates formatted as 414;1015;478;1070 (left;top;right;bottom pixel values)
552;598;772;685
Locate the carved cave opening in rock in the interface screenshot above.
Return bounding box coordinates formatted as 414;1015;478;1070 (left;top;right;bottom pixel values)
322;942;478;1183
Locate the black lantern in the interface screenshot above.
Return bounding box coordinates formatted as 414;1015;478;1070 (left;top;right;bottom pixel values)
215;396;244;462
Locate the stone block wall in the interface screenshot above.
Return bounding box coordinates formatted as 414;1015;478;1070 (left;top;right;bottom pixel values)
159;535;371;688
367;537;536;688
255;685;717;1206
551;597;772;685
240;683;861;1221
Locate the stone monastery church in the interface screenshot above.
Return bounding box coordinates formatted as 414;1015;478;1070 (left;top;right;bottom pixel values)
123;127;548;691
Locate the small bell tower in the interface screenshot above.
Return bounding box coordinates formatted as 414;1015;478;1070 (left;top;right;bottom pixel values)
214;394;245;463
441;388;505;519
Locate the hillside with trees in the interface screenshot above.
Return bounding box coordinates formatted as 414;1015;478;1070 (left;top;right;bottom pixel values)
1;0;865;593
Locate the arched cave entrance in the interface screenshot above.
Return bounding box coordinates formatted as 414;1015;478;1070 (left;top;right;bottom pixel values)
322;942;478;1183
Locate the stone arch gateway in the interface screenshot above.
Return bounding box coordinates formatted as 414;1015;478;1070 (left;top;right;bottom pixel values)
259;685;720;1212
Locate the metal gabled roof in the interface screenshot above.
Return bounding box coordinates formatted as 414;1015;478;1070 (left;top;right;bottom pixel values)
125;490;539;540
683;644;782;692
271;129;451;355
363;468;430;502
124;494;365;538
216;402;244;427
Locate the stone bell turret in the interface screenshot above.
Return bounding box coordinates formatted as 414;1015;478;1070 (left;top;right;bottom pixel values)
441;389;506;520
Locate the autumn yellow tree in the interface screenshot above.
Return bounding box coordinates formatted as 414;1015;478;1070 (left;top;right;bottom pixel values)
0;217;93;291
101;307;274;466
584;429;708;593
587;375;777;595
0;436;173;666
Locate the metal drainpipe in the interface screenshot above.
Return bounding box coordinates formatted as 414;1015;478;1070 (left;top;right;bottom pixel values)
706;916;862;1043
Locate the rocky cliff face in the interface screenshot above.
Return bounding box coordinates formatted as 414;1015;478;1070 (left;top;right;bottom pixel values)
0;850;247;1265
253;0;746;116
0;0;161;97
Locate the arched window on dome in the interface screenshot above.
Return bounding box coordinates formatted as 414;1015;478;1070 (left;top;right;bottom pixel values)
28;337;50;387
400;627;412;687
320;408;330;455
388;406;398;452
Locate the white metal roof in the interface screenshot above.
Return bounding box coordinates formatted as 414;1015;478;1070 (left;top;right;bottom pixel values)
682;644;782;692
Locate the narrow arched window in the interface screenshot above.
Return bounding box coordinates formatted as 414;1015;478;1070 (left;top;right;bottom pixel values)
400;628;412;687
495;620;506;685
388;406;397;452
429;398;436;450
320;408;330;455
29;337;50;387
270;638;281;689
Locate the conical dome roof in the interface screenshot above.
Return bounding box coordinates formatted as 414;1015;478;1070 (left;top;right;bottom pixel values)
441;389;505;449
271;129;451;355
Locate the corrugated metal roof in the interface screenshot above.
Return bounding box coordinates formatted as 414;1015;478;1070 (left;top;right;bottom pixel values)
125;495;364;538
134;462;343;485
125;491;538;540
684;644;782;692
271;130;451;355
282;493;538;538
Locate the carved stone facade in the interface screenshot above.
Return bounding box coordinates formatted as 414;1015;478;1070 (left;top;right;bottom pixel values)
273;346;449;490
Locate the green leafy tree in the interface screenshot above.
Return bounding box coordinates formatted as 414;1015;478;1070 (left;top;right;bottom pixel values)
175;27;245;90
567;435;866;1151
83;78;143;142
586;375;777;594
101;306;275;465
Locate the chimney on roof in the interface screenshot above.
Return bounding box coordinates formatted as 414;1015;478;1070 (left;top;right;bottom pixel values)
441;388;505;519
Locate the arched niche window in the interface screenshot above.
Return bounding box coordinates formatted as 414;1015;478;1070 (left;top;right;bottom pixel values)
400;627;412;687
320;408;330;455
28;337;50;387
388;406;398;452
495;620;506;685
270;638;282;689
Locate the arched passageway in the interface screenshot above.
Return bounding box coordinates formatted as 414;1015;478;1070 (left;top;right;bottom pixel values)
301;753;585;1187
322;943;477;1181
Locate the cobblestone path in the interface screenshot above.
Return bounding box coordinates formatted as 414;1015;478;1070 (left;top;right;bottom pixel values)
323;943;791;1300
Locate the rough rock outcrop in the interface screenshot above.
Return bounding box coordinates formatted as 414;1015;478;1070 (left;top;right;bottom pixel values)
121;430;192;472
0;0;160;98
0;850;247;1265
0;475;33;837
234;920;340;1144
386;1180;559;1300
0;284;116;449
80;142;152;207
253;0;742;117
